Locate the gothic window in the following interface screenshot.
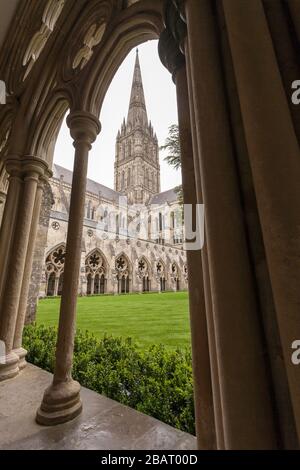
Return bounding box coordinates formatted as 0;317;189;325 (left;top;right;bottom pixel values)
85;249;107;295
156;260;166;291
115;254;131;294
145;168;149;188
128;141;131;158
47;272;56;296
137;257;151;292
171;262;180;291
45;244;66;296
87;200;92;219
127;168;131;187
122;171;125;189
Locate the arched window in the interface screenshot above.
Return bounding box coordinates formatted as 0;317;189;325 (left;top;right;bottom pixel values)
47;272;56;296
171;262;180;291
87;200;92;219
45;244;66;296
115;254;131;294
156;260;166;292
137;257;151;292
85;250;107;295
127;168;131;187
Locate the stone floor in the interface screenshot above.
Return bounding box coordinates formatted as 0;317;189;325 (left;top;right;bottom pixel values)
0;364;197;450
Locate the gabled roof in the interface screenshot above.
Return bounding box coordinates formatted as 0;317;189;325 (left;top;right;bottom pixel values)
52;164;178;205
52;164;121;202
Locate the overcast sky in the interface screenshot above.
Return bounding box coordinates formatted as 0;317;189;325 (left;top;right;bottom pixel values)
53;40;182;192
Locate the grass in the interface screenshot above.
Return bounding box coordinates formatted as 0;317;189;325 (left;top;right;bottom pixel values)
36;291;191;350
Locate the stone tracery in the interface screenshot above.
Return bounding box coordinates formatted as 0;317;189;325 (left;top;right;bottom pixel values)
45;244;65;296
22;0;65;80
85;249;107;294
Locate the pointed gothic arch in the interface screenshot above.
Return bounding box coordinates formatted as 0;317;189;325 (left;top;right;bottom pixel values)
85;248;107;295
170;261;180;292
45;243;66;296
155;258;166;292
115;252;132;294
137;255;151;292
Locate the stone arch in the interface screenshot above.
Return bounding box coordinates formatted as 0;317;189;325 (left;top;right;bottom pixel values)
45;243;66;296
115;252;132;294
80;4;163;115
155;258;167;292
137;255;152;292
85;248;108;295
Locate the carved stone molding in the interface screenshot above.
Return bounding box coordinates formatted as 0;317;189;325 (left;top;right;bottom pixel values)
22;0;65;81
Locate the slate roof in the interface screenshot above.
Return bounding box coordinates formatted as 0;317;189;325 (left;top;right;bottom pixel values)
52;164;121;202
149;188;179;205
52;164;178;205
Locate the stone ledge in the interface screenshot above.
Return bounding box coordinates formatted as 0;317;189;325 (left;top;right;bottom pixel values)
0;364;196;450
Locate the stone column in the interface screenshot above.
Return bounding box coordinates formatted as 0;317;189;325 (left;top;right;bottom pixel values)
0;157;48;381
176;60;216;449
36;111;100;426
185;42;225;450
0;159;22;311
0;191;6;225
223;0;300;442
159;20;217;449
13;171;51;368
183;0;277;448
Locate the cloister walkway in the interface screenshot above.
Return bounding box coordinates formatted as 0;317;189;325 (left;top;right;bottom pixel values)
0;364;196;450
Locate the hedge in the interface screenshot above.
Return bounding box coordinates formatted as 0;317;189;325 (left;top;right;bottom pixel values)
23;324;195;434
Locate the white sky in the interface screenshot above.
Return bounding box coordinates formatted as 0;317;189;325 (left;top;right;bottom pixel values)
53;40;182;192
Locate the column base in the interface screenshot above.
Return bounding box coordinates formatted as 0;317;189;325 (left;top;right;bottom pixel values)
0;351;19;381
13;347;28;370
36;379;82;426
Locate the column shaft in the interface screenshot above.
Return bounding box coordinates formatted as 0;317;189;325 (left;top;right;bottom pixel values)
36;111;100;426
0;175;38;351
184;0;277;448
185;43;225;450
54;140;90;382
13;180;45;367
223;0;300;442
0;169;22;313
176;64;216;449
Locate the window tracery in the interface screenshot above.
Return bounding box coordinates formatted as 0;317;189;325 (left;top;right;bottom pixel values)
23;0;65;80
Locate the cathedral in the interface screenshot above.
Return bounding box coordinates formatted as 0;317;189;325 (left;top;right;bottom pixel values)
35;50;187;307
1;0;299;450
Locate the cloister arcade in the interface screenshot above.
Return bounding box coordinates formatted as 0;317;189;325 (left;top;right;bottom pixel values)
0;0;300;450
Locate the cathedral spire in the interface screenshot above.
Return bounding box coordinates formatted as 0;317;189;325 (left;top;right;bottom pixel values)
127;49;148;127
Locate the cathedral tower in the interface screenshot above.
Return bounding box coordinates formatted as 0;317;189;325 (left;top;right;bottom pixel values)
114;49;161;204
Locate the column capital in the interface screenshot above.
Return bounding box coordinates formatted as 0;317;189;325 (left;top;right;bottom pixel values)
67;111;101;148
159;29;185;83
4;155;51;180
22;156;51;179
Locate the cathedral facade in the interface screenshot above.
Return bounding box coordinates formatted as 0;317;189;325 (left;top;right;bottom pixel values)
40;51;187;299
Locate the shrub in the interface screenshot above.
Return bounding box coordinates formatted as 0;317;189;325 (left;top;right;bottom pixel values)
23;324;195;434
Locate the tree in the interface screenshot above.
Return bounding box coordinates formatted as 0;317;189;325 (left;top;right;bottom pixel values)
160;124;183;203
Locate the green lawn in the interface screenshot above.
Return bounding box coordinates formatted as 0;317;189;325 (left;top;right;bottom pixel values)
36;292;191;349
